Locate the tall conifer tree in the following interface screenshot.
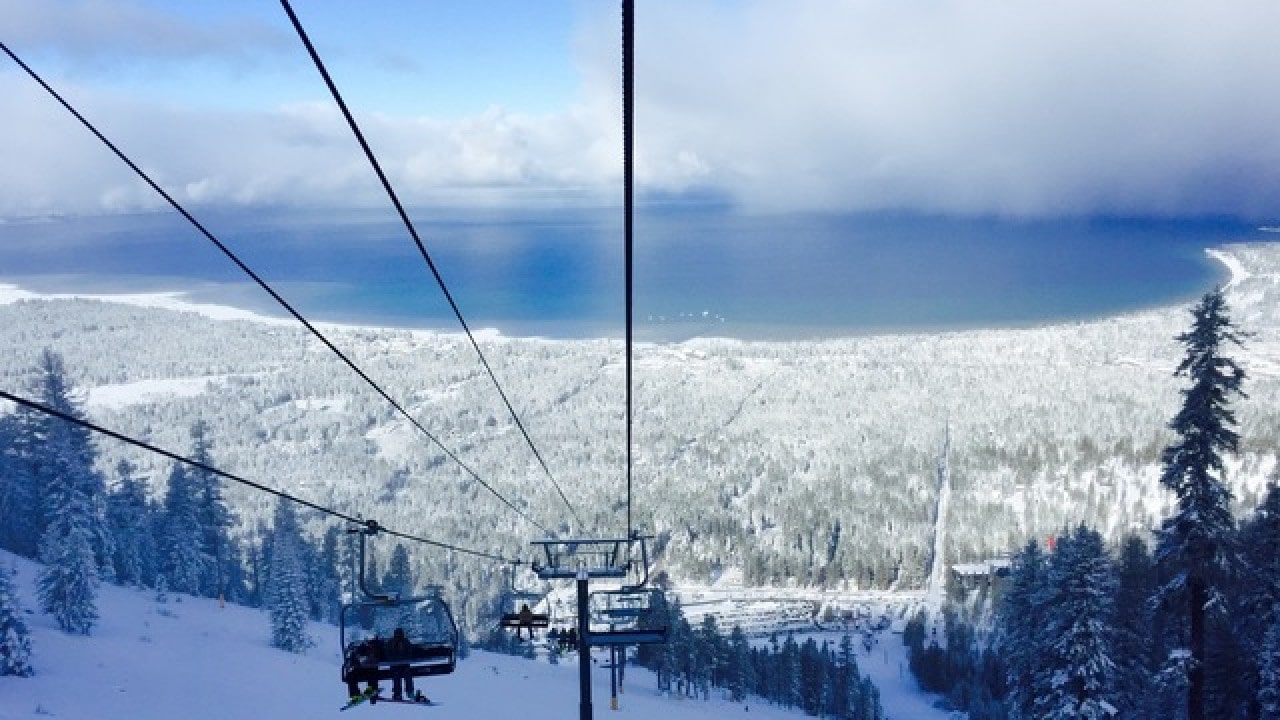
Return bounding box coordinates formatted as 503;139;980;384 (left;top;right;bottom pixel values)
105;460;158;589
1113;535;1157;719
32;350;112;578
998;538;1049;720
1156;288;1246;720
37;488;99;635
31;350;106;634
0;411;41;557
1238;483;1280;706
160;464;205;595
727;625;752;702
1038;525;1117;720
266;497;313;653
188;421;232;599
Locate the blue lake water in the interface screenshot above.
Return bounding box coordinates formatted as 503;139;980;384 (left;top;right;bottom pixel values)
0;206;1258;340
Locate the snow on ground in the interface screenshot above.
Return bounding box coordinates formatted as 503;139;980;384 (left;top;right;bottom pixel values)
0;285;39;305
843;640;955;720
0;284;292;326
778;631;955;720
1207;247;1251;290
923;432;952;621
0;551;955;719
86;376;229;410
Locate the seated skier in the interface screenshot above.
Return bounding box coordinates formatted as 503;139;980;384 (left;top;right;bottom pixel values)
344;638;382;702
515;603;535;641
387;627;422;702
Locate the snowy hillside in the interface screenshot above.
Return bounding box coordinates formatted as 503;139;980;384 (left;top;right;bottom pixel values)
0;551;950;719
3;242;1280;632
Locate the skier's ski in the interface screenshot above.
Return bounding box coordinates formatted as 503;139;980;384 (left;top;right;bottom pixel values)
341;692;437;710
340;689;379;711
381;694;438;706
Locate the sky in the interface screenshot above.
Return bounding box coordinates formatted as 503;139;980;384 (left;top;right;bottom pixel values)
2;0;1280;220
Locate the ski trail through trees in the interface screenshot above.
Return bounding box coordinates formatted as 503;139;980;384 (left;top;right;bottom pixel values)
924;424;951;621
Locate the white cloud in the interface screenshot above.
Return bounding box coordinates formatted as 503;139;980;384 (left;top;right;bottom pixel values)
2;0;1280;219
614;0;1280;218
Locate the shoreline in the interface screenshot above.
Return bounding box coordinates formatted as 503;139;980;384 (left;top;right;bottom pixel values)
0;243;1237;343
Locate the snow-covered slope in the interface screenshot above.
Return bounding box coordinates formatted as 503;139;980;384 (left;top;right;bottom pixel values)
0;551;950;719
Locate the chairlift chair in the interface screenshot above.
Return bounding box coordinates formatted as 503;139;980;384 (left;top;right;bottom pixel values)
586;587;669;646
340;591;459;683
497;562;550;634
527;534;668;647
339;521;459;693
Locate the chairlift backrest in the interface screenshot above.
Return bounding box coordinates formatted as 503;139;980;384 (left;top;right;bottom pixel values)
588;587;666;632
530;537;630;579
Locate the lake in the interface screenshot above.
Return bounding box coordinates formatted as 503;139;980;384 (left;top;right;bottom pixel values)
0;206;1256;340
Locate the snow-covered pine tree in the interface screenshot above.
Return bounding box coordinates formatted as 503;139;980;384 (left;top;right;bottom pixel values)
222;536;249;605
1113;535;1157;719
998;538;1049;720
727;624;752;702
858;675;883;720
0;409;41;558
22;352;103;634
1156;288;1246;720
636;593;682;692
693;614;721;700
780;632;801;708
265;496;313;653
159;464;206;596
1037;525;1118;720
382;543;414;599
798;637;825;715
243;532;267;608
0;564;33;676
1238;485;1280;700
37;487;100;635
32;350;113;580
105;460;158;589
187;421;232;599
831;633;860;718
310;526;342;623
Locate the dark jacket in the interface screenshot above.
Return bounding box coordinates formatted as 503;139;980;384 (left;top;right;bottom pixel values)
388;629;412;660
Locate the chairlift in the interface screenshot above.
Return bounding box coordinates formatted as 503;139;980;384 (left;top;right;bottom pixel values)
341;591;459;679
527;533;668;646
497;562;550;636
590;536;668;645
340;521;459;695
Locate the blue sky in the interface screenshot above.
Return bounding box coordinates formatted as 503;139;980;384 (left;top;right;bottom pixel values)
3;0;1280;220
5;0;583;116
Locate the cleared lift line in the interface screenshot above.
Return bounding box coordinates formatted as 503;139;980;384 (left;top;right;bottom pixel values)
279;0;585;535
0;39;554;539
0;389;514;564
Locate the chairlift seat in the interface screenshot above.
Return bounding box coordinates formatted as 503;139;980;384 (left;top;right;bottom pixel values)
587;628;669;646
499;612;550;629
602;607;644;619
